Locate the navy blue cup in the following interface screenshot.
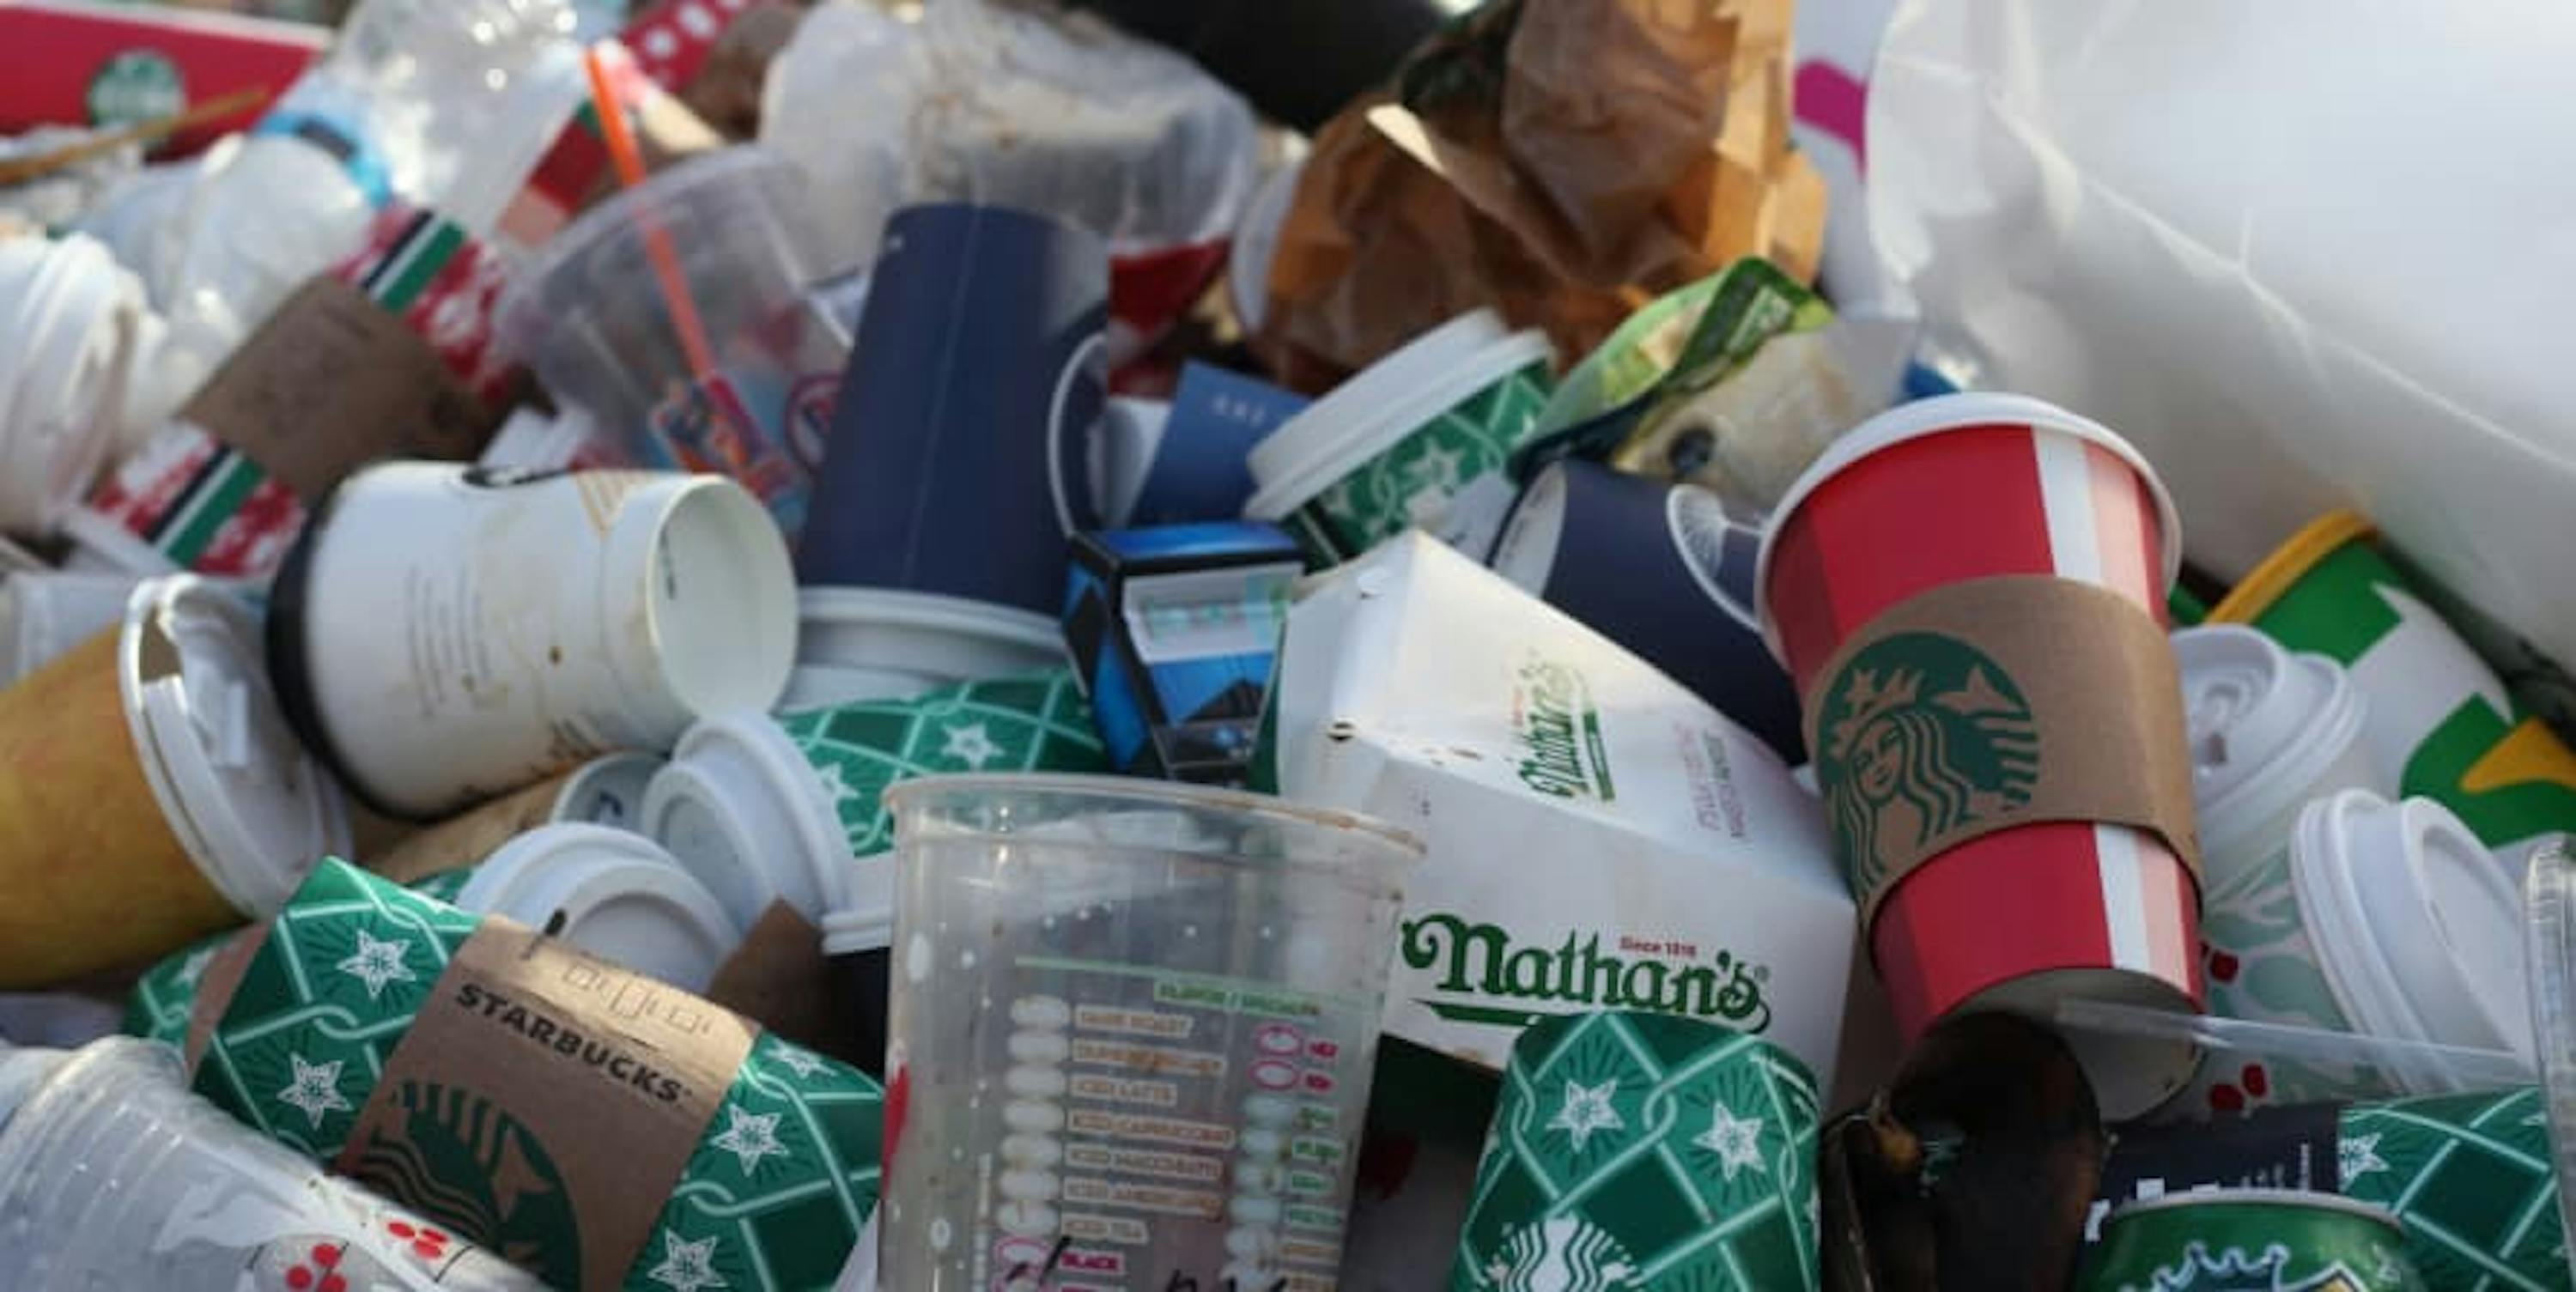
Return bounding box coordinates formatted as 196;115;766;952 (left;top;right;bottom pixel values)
1486;459;1806;762
798;203;1109;615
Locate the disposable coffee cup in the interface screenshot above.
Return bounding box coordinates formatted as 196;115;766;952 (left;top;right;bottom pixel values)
1489;459;1804;761
0;234;136;537
0;570;145;688
2086;1191;2422;1291
61;423;304;580
1448;1010;1822;1291
269;463;797;819
799;203;1108;616
496;147;846;537
878;773;1420;1290
0;576;349;986
2177;626;2383;870
1757;391;2200;1120
367;751;664;885
787;586;1066;710
2212;510;2576;864
647;670;1112;926
1244;308;1555;566
453;823;742;992
2184;790;2530;1112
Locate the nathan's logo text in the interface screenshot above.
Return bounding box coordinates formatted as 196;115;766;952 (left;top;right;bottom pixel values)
1514;659;1615;802
1400;915;1769;1034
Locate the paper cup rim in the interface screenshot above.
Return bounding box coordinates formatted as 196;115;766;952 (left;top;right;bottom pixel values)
798;586;1062;654
1247;309;1508;484
2103;1186;2403;1231
2205;510;2377;626
616;477;798;731
1753;391;2184;664
1243;318;1552;520
883;773;1425;883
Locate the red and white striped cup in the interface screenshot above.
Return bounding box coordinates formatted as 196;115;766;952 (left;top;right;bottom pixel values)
1758;391;2201;1119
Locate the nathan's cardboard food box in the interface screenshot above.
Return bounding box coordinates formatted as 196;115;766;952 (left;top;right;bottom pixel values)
1267;533;1856;1082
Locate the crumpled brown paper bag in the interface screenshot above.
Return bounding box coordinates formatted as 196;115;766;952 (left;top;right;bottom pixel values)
1258;0;1825;390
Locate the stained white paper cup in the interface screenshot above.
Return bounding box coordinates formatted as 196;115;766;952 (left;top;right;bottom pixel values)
270;464;797;819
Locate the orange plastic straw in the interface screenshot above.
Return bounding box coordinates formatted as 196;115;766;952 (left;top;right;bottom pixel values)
582;46;721;385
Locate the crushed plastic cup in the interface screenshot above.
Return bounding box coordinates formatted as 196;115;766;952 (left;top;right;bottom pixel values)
878;773;1420;1291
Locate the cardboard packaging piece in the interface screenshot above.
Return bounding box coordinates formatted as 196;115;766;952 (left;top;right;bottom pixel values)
1267;534;1855;1082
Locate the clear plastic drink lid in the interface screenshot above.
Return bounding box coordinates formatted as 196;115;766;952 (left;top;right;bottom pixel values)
2521;836;2576;1285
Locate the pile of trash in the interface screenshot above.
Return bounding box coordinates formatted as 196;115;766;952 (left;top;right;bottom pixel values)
3;0;2574;1289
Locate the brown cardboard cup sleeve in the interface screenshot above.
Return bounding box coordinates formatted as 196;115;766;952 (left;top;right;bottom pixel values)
1801;575;2200;927
334;921;756;1290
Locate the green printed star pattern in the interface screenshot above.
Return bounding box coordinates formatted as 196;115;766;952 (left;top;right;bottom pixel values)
1450;1010;1821;1291
191;859;479;1160
188;860;889;1292
778;668;1109;859
2338;1088;2568;1291
1292;363;1552;563
633;1034;885;1291
125;927;234;1047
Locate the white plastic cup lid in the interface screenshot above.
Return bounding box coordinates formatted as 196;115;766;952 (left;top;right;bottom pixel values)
2175;626;2370;859
119;577;352;916
552;752;665;833
641;713;854;926
456;823;743;993
2520;836;2576;1274
1753;391;2184;662
2293;790;2532;1071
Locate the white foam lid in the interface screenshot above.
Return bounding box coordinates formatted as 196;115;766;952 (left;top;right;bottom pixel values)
2293;791;2533;1070
456;823;743;993
1753;391;2184;662
1243;311;1553;520
120;577;351;915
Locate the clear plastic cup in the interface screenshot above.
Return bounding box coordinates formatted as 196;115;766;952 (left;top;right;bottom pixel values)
495;147;846;537
878;773;1420;1292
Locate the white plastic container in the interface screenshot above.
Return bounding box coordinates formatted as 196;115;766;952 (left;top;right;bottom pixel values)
1243;310;1555;560
878;773;1420;1291
0;234;141;536
2175;626;2384;873
270;464;797;819
641;712;852;927
0;572;145;689
454;823;742;992
783;587;1065;712
0;1037;546;1289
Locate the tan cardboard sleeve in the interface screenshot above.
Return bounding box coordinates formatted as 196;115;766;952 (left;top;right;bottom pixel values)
333;920;757;1291
1801;576;2200;927
181;276;501;500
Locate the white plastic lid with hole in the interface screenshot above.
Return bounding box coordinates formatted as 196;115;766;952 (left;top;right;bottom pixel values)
2175;626;2376;865
456;824;743;993
553;752;664;832
2292;790;2532;1088
1753;392;2184;661
1245;320;1555;525
641;712;854;927
0;234;137;535
119;577;351;916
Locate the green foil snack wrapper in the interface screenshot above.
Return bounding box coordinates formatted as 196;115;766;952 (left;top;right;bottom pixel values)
778;668;1109;860
1449;1010;1821;1290
189;860;883;1291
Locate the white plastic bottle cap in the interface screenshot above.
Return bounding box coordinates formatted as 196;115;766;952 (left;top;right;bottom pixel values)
455;824;743;993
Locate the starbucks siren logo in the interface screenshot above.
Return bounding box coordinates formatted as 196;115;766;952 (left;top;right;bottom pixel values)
1514;658;1615;802
1482;1216;1642;1290
86;51;186;127
1814;632;2038;898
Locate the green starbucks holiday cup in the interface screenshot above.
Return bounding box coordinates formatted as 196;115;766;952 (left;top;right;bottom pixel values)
1245;310;1555;565
2087;1190;2424;1291
186;859;885;1292
1449;1010;1820;1291
2211;511;2576;860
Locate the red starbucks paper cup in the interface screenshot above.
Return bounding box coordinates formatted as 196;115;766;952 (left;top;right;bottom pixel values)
1759;392;2201;1119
